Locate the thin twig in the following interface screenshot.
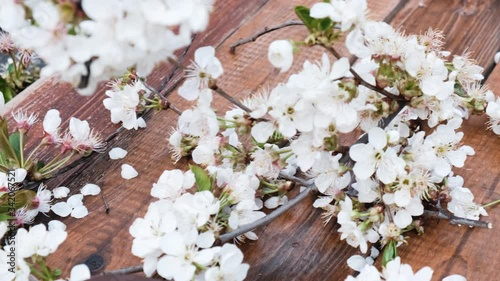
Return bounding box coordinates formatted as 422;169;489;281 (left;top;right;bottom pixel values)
321;45;406;102
229;20;304;54
101;265;144;275
209;83;252;112
423;210;492;229
219;182;317;243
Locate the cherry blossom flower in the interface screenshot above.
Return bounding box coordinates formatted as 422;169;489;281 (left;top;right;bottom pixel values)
103;81;148;130
228;200;266;230
204;244;250;281
16;223;67;258
14;207;37;226
31;184;52;215
151;169;195;200
129;201;175;261
0;32;14;53
63;117;105;154
11;110;38;132
448;186;487;220
486;93;500;135
382;257;433;281
43;109;62;143
345;264;381;281
310;0;367;32
350;127;406;184
178;46;223;101
68;264;91;281
157;229;216;281
347;247;380;272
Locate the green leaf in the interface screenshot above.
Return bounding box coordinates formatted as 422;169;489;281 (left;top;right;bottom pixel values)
0;76;14;102
0;213;11;222
190;165;212;192
36;160;45;170
9;132;21;161
454;82;469;98
7;64;14;75
295;6;315;32
0;190;37;213
382;241;398;267
318;18;333;31
0;118;17;162
2;87;13;102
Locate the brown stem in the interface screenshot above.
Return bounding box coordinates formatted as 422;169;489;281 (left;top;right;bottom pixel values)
209;82;252;113
229;20;304;54
423;210;492;228
101;265;143;275
321;45;406;102
219;176;316;243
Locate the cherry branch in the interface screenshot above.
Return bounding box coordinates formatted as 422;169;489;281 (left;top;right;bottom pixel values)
229;20;304;54
209;82;252;112
422;201;492;229
101;265;144;275
218;173;316;243
320;44;406;102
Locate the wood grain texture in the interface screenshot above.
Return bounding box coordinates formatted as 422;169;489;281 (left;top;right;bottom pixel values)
1;0;499;280
390;0;500;70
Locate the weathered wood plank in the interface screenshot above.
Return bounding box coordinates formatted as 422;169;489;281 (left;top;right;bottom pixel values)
390;0;500;70
42;0;406;279
2;0;498;280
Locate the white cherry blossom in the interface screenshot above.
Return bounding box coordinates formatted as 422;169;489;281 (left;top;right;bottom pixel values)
178;46;223;101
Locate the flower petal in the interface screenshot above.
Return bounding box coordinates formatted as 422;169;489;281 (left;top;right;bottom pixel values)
121;164;139;180
81;183;101;196
51;202;71;217
109;147;128;159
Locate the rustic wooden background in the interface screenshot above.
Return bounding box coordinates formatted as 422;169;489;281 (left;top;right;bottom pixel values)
2;0;500;280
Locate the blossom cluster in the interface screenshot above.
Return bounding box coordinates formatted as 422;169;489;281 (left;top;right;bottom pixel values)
0;31;40;101
152;0;497;278
0;219;91;281
345;257;465;281
1;108;105;182
0;0;497;280
0;0;214;95
129;168;259;280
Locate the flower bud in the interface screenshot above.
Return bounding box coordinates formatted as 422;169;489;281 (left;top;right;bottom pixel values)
267;40;294;73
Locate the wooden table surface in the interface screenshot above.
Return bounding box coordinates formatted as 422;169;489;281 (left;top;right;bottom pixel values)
3;0;500;280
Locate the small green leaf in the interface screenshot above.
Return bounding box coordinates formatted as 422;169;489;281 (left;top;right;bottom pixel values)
0;190;37;213
190;165;212;192
52;268;62;277
318;18;333;31
382;241;398;267
9;132;22;161
0;118;17;161
295;6;316;32
7;64;14;75
454;82;469;98
36;160;45;170
0;76;14;102
0;213;11;222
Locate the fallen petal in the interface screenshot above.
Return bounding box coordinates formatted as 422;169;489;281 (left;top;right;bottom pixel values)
81;183;101;196
109;147;128;159
121;164;138;180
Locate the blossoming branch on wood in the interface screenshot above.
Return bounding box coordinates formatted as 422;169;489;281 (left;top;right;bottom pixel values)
0;0;499;281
